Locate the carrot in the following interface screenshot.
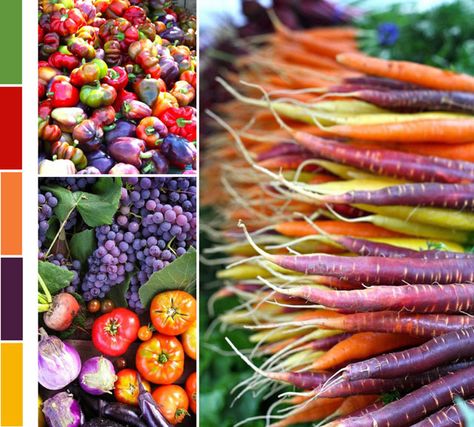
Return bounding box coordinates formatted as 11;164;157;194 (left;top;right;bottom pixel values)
257;142;310;161
274;220;402;238
323;401;385;427
337;52;474;92
411;398;474;427
258;154;317;170
277;284;474;314
320;118;474;144
343;76;423;90
311;332;422;371
327;395;380;423
336;365;474;427
384;141;474;162
265;371;332;389
292;131;474;183
344;327;474;381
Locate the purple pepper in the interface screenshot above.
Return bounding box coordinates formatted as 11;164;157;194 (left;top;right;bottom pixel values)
161;134;195;168
141;150;169;174
159;56;180;88
86;150;115;174
108;137;152;168
104;120;137;146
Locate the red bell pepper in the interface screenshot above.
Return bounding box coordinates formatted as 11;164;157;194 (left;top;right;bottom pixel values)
99;18;139;51
47;76;80;108
128;39;161;79
48;51;81;71
159;107;196;141
38;24;45;43
70;58;108;87
112;89;138;112
151;92;178;117
90;106;116;127
180;70;196;89
102;66;128;91
122;5;146;25
39;100;54;121
50;8;86;37
93;0;111;14
67;36;96;60
136;116;168;148
39;82;47;100
105;0;130;19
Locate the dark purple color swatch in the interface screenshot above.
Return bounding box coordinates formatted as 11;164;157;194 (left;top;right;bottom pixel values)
1;257;22;340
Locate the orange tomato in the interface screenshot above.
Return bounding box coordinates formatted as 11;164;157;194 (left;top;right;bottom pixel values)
150;290;196;336
136;334;185;384
152;385;189;424
181;321;196;360
138;325;153;341
114;369;151;406
185;372;196;413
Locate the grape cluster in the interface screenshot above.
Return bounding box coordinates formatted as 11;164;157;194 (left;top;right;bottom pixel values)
38;191;58;249
81;178;196;311
44;177;98;192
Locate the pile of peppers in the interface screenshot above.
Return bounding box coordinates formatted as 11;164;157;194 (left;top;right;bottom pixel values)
38;0;197;175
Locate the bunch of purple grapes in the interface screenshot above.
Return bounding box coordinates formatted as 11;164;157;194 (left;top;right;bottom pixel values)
38;191;58;249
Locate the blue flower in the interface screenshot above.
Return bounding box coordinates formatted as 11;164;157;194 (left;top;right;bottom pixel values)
377;22;400;47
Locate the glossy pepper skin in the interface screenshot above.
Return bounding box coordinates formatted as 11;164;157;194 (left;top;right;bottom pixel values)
72;119;104;152
86;149;115;173
151;92;178;118
160;134;195;168
66;36;96;60
99;18;139;51
103;40;122;66
50;8;86;37
51;107;87;133
180;70;196;89
170;80;195;106
136;116;168;148
112;89;138;112
122;5;146;25
48;51;81;71
104;0;130;19
40;32;60;57
159;107;196;141
140;149;169;174
128;39;161;79
48;140;88;170
122;100;152;120
47;76;80;108
104;119;136;145
108;137;152;168
133;76;166;107
102;66;128;91
70;58;108;86
38;120;62;141
90;106;116;127
80;82;117;108
41;0;75;13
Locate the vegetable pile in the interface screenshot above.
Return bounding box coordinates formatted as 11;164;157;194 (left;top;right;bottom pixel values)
202;17;474;427
38;177;196;426
38;0;197;175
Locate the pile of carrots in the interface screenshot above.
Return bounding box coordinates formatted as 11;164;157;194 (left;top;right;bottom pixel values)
202;18;474;427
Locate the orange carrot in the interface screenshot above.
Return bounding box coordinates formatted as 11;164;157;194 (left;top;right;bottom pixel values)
274;220;402;238
311;332;422;371
323;119;474;144
301;26;358;41
337;52;474;92
276;44;343;70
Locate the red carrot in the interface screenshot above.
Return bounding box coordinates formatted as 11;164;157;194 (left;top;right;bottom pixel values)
277;283;474;314
292;131;474;183
335;365;474;427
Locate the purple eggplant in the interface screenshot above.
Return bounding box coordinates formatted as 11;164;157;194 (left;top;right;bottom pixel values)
104;120;137;145
86;150;115;174
141;150;169;174
137;375;171;427
108;137;152;168
161;134;195;168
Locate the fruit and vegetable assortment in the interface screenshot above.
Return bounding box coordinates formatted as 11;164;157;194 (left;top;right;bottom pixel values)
38;177;196;426
38;0;197;175
202;15;474;427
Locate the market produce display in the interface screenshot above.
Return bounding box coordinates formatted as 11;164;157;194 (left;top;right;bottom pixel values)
38;0;197;175
38;177;196;426
202;10;474;427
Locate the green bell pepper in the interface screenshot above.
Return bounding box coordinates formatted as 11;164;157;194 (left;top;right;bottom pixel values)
80;83;117;108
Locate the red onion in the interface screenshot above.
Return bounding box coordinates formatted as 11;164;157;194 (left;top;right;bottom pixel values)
42;392;84;427
38;328;81;390
79;356;117;395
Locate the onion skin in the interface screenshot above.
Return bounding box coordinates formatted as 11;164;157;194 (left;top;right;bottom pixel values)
42;392;84;427
79;356;117;395
38;329;81;390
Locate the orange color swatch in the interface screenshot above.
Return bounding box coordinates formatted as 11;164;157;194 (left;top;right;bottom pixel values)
1;343;23;426
1;172;22;255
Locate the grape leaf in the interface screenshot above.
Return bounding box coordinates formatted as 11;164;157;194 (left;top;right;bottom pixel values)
70;229;96;266
108;275;131;308
139;247;196;307
38;261;74;295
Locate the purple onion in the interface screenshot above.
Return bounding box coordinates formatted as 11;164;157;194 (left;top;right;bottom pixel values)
38;328;81;390
79;356;117;395
42;392;84;427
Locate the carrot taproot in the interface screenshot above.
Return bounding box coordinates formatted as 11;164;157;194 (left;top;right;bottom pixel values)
265;371;332;389
380;141;474;162
323;401;385;427
335;365;474;427
257;142;310;161
258;154;317;170
325;395;380;424
274;220;402;238
344;327;474;381
336;52;474;92
320;118;474;144
277;284;474;314
343;76;423;90
411;398;474;427
310;332;422;371
292;131;474;183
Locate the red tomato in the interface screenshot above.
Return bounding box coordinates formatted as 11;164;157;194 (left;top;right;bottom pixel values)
136;334;184;384
181;321;196;360
114;368;151;406
152;385;189;424
185;372;197;414
150;290;196;336
92;308;140;357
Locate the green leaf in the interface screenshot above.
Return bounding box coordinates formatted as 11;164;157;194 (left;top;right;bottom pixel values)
70;229;96;266
139;247;196;307
38;261;74;295
108;275;131;308
41;185;76;222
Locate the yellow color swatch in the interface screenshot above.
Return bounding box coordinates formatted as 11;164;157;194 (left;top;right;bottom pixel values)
1;343;23;426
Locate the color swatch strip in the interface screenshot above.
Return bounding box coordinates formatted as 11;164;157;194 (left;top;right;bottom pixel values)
1;172;22;256
1;258;23;341
0;343;23;426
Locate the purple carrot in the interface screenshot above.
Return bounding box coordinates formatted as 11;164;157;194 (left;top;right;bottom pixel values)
291;131;474;183
335;365;474;427
266;371;332;389
306;333;353;351
319;360;474;397
343;327;474;381
318;183;474;211
350;89;474;114
277;283;474;314
333;236;472;259
256;142;310;161
343;76;423;90
411;398;474;427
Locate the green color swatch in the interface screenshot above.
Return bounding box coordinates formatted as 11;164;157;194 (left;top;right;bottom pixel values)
0;0;21;84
